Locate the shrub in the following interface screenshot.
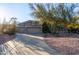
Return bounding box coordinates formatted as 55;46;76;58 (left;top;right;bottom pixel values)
42;22;51;34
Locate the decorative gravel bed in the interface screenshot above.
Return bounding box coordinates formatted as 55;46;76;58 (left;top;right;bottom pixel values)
0;34;15;44
44;34;79;55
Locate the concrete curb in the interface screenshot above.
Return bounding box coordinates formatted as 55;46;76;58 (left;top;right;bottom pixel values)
17;33;44;40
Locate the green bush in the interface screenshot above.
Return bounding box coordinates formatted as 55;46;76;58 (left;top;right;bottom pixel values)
42;22;51;34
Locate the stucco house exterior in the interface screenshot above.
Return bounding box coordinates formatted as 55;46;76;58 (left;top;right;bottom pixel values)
16;20;42;34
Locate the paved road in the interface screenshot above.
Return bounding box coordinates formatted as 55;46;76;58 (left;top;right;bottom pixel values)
0;34;60;55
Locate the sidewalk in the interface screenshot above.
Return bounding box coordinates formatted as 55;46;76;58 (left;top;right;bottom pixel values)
0;33;60;55
21;34;44;40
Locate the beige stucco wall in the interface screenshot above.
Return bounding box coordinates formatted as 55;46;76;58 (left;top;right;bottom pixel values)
16;26;42;34
27;27;42;34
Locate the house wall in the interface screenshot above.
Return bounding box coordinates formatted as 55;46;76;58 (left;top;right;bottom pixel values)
17;20;42;34
16;26;42;34
26;26;42;34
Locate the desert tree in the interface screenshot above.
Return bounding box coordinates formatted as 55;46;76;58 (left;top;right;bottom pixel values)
29;3;78;34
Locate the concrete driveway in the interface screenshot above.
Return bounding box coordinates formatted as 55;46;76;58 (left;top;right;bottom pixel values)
0;33;60;55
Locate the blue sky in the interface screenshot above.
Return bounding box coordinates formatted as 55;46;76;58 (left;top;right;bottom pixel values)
0;3;79;23
0;3;33;23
